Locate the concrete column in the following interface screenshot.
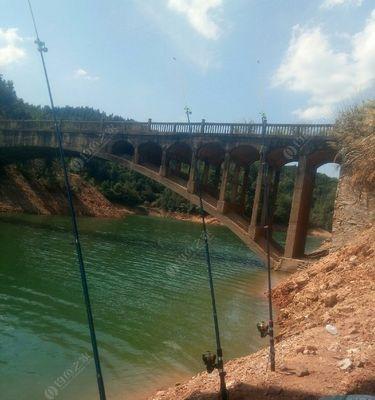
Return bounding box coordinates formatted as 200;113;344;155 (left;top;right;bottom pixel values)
230;165;241;203
187;151;197;193
159;148;167;176
239;167;250;212
133;145;140;164
217;152;230;213
202;162;210;186
248;159;264;238
175;160;182;175
284;156;316;258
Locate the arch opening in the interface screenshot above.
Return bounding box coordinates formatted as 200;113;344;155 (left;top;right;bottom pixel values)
138;142;162;171
111;140;134;160
166;142;192;186
223;145;260;221
196;143;225;203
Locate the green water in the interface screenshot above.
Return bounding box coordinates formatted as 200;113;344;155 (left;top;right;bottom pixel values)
0;215;315;400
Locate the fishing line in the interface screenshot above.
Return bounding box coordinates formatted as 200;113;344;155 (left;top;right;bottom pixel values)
256;115;276;372
27;1;107;398
184;108;228;400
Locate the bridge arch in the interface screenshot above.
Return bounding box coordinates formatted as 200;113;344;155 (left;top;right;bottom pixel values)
137;142;162;171
110;140;134;160
166;142;192;185
223;145;260;217
196;142;226;203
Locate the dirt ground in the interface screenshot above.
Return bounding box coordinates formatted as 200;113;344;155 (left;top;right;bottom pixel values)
149;227;375;400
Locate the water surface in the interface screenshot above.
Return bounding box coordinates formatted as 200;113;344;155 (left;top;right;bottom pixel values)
0;214;316;400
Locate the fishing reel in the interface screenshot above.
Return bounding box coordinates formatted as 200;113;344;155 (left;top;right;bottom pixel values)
256;320;270;338
202;351;218;373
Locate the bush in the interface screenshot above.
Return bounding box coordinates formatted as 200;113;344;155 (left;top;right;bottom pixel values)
334;100;375;194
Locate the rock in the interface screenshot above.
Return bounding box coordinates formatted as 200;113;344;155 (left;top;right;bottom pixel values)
325;324;338;335
356;360;365;368
324;293;338;307
295;275;308;288
303;346;317;355
328;343;341;352
266;386;282;396
337;358;353;371
349;327;359;335
324;262;336;272
296;367;309;377
306;345;318;353
349;255;358;265
296;346;305;354
306;291;319;301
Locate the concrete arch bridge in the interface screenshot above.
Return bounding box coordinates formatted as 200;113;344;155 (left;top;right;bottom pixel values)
0;119;339;268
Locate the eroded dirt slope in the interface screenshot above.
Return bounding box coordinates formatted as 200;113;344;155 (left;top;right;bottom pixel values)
149;227;375;400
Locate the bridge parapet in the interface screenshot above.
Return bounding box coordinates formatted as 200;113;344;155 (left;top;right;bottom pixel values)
0;119;334;137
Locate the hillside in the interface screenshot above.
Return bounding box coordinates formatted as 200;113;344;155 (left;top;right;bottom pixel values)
0;164;128;217
149;226;375;400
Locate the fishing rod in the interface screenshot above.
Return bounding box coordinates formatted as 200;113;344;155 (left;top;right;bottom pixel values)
256;114;276;371
185;107;229;400
27;1;107;398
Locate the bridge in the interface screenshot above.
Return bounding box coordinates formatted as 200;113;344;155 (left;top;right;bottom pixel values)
0;119;338;268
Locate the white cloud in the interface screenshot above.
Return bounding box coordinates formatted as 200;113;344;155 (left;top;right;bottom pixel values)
167;0;223;40
74;68;99;81
0;28;26;67
320;0;363;9
137;1;221;71
273;10;375;120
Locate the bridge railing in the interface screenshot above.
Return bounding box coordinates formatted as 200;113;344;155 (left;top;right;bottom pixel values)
0;119;334;137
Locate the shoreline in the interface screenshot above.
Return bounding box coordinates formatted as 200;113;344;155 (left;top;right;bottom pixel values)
148;226;375;400
0;206;332;239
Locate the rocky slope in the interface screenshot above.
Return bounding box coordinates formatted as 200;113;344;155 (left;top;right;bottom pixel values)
149;227;375;399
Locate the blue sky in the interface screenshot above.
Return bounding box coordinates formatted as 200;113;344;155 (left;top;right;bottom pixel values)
0;0;374;125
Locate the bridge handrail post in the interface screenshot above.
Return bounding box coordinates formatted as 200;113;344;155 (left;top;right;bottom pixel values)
148;118;152;132
201;119;205;134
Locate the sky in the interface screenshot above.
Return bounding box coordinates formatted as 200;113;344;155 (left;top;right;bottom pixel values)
0;0;374;177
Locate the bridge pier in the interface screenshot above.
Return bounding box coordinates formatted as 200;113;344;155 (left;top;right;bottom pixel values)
238;166;250;214
248;160;264;239
284;156;316;258
217;152;230;213
230;165;241;203
159;148;167;177
133;145;140;164
202;162;210;187
187;151;197;194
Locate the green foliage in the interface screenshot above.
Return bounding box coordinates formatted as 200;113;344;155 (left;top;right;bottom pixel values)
0;75;128;121
273;165;338;231
0;75;30;119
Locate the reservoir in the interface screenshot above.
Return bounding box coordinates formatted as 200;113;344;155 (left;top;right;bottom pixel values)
0;214;320;399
